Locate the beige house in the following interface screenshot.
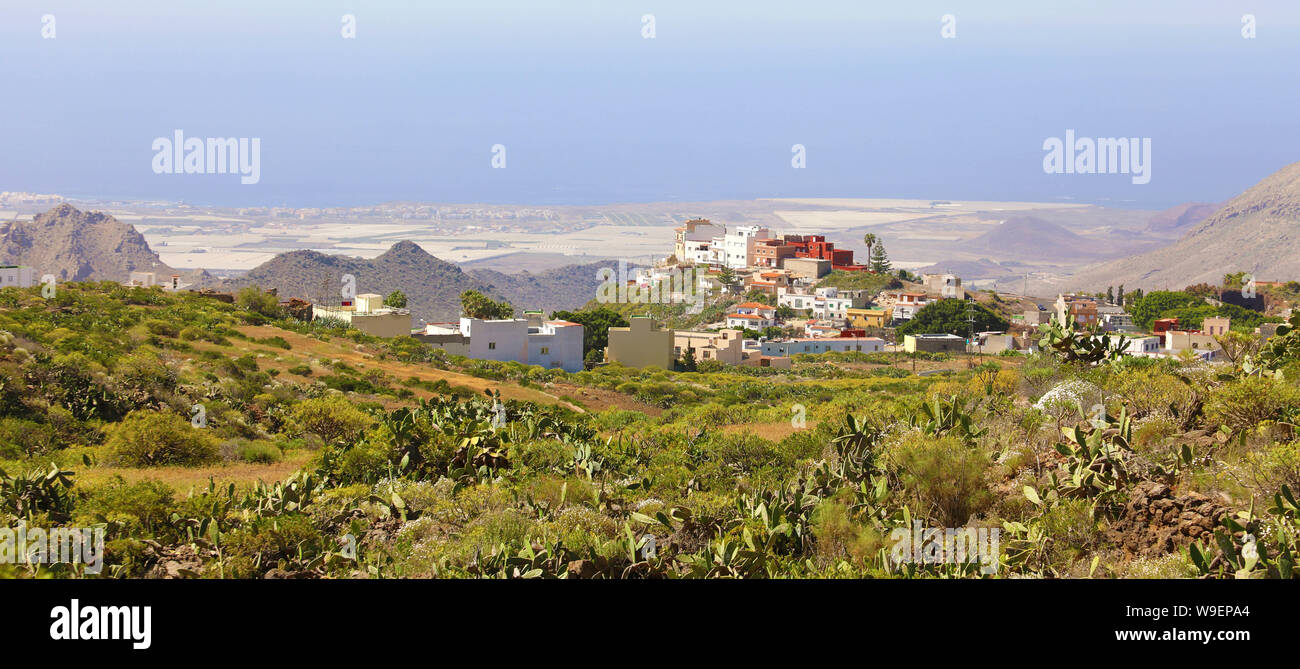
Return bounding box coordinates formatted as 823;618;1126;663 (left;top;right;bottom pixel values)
606;316;675;369
783;257;832;280
971;331;1015;353
1202;317;1230;336
922;273;964;299
674;329;743;365
312;293;412;337
1165;330;1220;356
1023;309;1052;326
903;333;966;353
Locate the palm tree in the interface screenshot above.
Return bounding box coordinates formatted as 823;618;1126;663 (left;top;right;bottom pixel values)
862;233;877;266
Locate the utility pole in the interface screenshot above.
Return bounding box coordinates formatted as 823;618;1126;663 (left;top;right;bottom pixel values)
967;297;977;355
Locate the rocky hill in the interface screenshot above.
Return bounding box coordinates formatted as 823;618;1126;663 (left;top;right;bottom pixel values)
1062;160;1300;291
0;204;197;282
468;260;623;315
226;240;617;322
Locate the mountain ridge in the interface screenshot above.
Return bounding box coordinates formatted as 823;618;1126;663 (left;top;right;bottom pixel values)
0;205;616;322
1060;161;1300;291
0;204;209;284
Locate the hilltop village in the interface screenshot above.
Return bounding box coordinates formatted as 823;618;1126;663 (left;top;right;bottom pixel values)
3;211;1293;375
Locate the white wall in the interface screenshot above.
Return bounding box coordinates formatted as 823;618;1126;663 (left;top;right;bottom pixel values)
463;317;529;364
762;338;883;356
0;266;34;288
527;323;585;372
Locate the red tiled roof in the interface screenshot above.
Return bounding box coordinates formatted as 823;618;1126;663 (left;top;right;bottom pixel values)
735;302;775;309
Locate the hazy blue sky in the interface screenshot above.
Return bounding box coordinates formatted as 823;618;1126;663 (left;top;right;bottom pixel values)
2;1;1298;208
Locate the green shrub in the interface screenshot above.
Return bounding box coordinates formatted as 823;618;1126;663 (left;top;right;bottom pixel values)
1245;441;1300;496
107;410;220;467
1205;377;1300;434
237;441;283;464
887;432;993;527
1110;368;1199;425
288;396;376;445
257;336;292;350
221;514;324;578
75;478;178;541
0;417;57;458
143;319;179;337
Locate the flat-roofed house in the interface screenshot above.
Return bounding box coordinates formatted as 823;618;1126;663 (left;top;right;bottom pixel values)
782;257;831;280
674;218;725;263
1122;335;1163;356
416;316;584;372
313;293;412;337
1202;317;1230;336
674;328;743;365
760;336;884;357
922;273;964;299
846;307;888;329
752;238;798;268
971;331;1015;353
776;288;816;311
722;225;769;269
1165;330;1220;358
892;291;929;321
0;265;34;288
1097;305;1136;331
526;320;585;372
725;302;778;329
607;316;675;369
1023;309;1052;326
1055;293;1099;328
903;333;966;353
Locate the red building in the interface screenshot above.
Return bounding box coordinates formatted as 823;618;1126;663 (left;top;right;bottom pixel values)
781;235;865;271
1153;318;1180;334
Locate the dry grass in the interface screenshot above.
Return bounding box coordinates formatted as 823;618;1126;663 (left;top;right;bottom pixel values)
77;451;315;491
546;382;663;416
721;419;820;441
214;325;581;410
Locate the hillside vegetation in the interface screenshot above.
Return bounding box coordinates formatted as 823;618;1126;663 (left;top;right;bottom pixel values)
2;283;1299;579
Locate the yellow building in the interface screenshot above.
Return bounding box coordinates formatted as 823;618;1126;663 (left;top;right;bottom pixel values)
606;316;675;369
846;307;888;329
673;329;743;365
311;293;412;338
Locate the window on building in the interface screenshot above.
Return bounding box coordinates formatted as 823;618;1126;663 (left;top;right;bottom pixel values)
488;342;496;350
540;347;549;355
